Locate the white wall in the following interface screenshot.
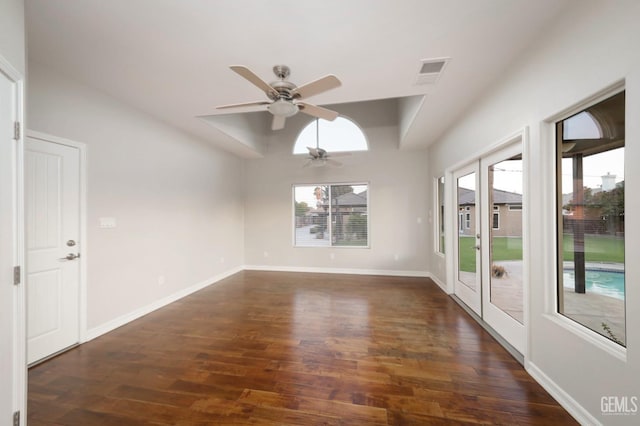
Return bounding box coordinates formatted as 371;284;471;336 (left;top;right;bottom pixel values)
427;1;639;423
244;99;430;275
0;0;25;75
27;62;245;332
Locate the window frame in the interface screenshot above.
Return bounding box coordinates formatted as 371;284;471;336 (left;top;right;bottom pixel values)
554;87;626;349
434;176;445;255
292;182;370;249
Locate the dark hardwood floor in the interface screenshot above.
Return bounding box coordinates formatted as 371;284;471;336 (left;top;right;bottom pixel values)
28;271;577;425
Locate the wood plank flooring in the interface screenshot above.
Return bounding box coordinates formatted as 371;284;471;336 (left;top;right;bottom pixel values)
28;271;577;425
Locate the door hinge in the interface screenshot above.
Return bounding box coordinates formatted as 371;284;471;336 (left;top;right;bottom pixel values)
13;410;20;426
13;265;21;285
13;121;20;140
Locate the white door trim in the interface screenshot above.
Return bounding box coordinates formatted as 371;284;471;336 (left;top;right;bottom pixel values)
26;130;88;344
0;53;26;425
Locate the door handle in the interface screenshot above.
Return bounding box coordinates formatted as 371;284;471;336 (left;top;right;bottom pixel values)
59;253;80;261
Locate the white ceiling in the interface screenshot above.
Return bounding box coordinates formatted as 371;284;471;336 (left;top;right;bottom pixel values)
26;0;575;158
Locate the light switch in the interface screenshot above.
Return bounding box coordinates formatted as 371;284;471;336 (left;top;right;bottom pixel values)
99;217;117;228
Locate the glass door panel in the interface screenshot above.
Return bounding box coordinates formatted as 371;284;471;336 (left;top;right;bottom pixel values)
488;156;524;324
457;172;478;290
480;140;526;354
453;163;481;315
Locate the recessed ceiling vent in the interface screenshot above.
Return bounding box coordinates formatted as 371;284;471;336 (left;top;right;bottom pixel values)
415;57;449;85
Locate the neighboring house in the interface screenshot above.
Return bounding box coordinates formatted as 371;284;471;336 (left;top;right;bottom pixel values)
330;190;368;214
457;187;522;237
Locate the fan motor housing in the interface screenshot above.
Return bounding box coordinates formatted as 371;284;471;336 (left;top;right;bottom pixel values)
269;80;296;100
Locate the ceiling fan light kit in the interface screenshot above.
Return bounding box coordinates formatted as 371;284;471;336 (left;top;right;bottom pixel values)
267;98;299;117
216;64;342;130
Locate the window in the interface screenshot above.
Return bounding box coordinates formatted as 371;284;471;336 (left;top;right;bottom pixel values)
508;205;522;211
293;117;368;154
556;90;625;346
435;176;445;254
492;211;500;229
293;183;369;247
465;213;471;229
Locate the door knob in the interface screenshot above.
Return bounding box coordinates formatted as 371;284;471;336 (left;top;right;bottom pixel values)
59;253;80;261
66;239;76;247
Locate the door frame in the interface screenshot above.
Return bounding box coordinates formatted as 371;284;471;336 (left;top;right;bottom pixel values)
26;130;88;345
0;53;26;425
445;128;530;360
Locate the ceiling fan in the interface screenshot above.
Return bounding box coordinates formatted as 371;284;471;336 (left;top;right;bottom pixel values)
216;65;342;130
303;119;350;168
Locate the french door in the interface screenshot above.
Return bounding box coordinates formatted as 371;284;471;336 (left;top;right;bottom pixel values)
453;140;525;354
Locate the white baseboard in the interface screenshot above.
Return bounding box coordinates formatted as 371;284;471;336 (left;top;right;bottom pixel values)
526;360;600;426
427;272;449;293
84;266;242;342
243;264;429;278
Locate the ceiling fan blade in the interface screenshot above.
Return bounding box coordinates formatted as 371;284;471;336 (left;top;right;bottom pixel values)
271;115;286;130
291;75;341;99
325;159;343;168
302;159;313;168
307;147;319;158
230;65;278;98
216;100;270;110
297;102;339;121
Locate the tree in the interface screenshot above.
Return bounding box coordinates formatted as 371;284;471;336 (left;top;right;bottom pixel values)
295;201;310;217
346;214;367;240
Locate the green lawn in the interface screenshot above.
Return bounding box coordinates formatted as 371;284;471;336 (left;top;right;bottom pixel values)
561;234;624;263
458;234;624;273
458;236;523;272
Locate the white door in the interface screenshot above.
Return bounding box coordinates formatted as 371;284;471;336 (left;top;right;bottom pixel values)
453;162;482;315
451;140;526;354
26;137;81;364
480;141;525;353
1;64;22;426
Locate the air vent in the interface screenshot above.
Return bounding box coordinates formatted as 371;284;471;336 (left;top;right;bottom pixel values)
415;57;449;85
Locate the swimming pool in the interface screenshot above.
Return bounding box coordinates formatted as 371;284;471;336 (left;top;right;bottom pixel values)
563;269;625;300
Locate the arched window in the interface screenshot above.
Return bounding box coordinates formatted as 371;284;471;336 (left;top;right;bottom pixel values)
293;117;368;154
563;111;602;140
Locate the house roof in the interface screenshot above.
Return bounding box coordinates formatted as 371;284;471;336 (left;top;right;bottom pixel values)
458;187;522;205
335;192;367;206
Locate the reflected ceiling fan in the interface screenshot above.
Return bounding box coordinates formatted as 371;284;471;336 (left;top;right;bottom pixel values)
216;65;341;130
303;119;350;168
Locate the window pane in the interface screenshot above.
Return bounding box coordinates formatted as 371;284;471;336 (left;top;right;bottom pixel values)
557;91;625;346
331;185;368;246
293;117;368;154
294;185;330;247
489;156;524;324
294;183;368;247
457;173;476;290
